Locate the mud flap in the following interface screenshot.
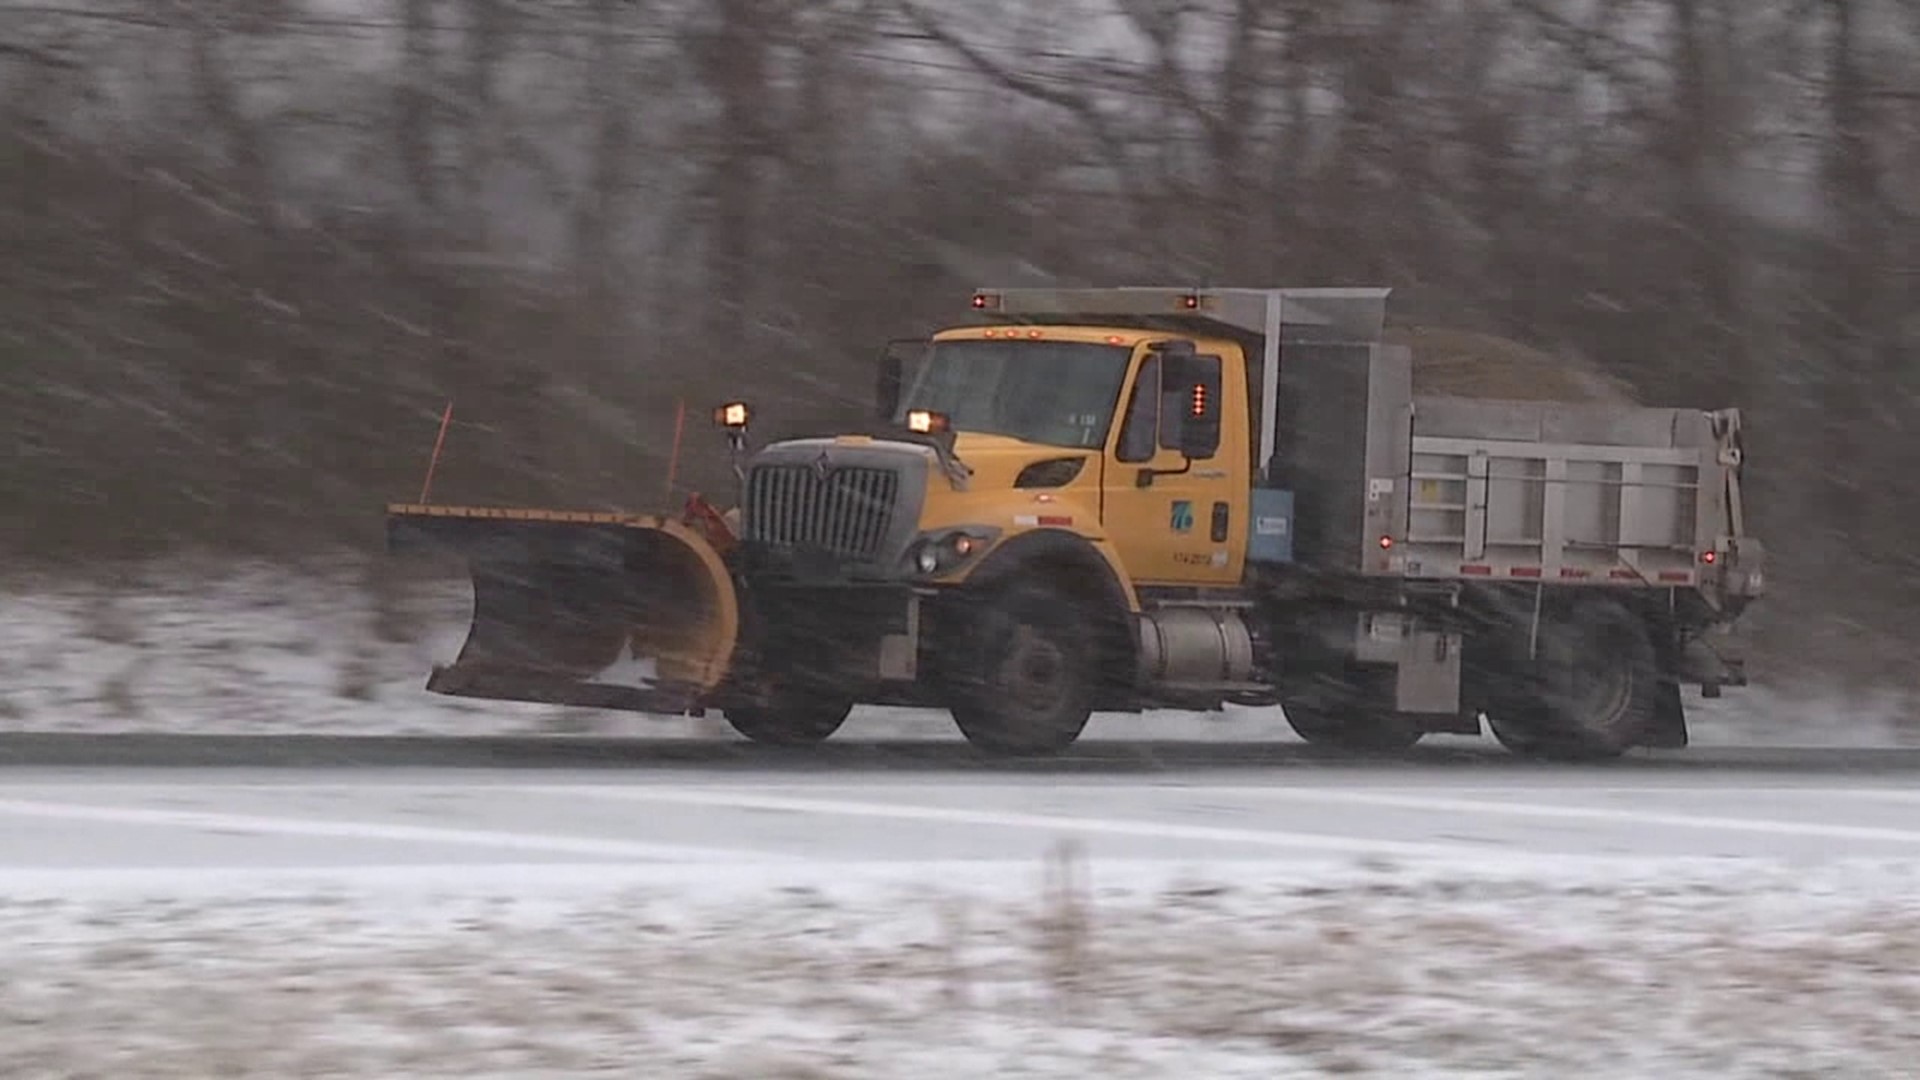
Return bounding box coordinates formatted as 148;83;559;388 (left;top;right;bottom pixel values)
1642;680;1689;749
386;505;741;714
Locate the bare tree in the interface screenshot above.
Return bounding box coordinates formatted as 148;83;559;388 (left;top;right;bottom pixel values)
2;0;1919;685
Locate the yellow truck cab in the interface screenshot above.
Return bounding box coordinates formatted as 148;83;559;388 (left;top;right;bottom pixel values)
388;286;1763;760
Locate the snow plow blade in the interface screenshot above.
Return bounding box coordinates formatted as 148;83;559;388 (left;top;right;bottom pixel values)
385;504;741;715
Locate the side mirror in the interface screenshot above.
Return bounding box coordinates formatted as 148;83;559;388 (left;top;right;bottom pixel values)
877;338;929;421
1156;342;1223;461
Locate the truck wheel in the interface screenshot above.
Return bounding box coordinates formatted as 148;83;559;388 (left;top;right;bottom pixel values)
723;692;852;747
1485;599;1659;761
1484;714;1558;757
947;582;1096;756
1282;700;1424;753
1277;664;1423;752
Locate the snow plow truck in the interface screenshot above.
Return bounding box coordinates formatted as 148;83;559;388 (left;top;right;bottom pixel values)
385;286;1764;759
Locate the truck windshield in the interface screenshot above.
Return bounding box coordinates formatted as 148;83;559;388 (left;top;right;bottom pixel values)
896;339;1132;449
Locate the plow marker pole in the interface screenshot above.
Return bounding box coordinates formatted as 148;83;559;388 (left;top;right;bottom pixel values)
665;397;687;500
419;401;454;504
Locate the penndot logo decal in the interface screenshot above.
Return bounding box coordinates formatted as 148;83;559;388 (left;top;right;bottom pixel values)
1169;500;1194;533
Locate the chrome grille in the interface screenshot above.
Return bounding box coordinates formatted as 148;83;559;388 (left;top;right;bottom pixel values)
746;464;901;562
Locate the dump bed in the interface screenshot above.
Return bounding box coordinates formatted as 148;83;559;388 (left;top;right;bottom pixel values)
1398;396;1741;588
1270;340;1751;596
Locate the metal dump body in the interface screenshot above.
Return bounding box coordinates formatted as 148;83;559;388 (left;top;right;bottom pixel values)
1397;397;1741;589
1269;340;1746;590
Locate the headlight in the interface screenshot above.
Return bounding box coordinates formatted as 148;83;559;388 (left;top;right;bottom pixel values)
905;527;1000;578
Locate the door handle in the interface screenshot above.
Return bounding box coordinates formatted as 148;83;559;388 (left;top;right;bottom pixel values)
1211;501;1230;542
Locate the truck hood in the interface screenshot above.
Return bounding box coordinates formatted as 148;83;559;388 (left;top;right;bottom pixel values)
756;432;1095;492
948;432;1098;489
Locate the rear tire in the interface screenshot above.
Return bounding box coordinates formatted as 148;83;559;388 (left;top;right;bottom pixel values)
1284;704;1424;752
1280;675;1425;753
723;692;852;747
947;582;1096;756
1485;715;1553;757
1485;598;1660;761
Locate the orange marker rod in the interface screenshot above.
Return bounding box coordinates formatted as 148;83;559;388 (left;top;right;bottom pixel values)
664;398;688;500
418;401;454;504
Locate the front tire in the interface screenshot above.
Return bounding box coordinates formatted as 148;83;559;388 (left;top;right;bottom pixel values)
947;582;1096;756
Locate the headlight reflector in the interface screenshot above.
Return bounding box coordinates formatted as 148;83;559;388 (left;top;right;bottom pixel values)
905;527;999;578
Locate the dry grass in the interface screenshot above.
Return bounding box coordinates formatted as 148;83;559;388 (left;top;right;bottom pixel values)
1036;839;1093;1016
2;864;1918;1078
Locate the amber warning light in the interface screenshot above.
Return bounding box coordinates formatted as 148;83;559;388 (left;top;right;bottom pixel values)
906;409;951;434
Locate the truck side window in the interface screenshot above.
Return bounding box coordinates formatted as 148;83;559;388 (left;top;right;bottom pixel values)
1115;356;1161;463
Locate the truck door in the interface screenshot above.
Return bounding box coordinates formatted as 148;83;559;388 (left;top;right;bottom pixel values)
1102;344;1245;586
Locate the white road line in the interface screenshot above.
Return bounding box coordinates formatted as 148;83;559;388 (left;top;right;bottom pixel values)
1204;787;1920;845
1813;789;1920;805
0;797;792;864
0;780;1903;800
548;786;1573;861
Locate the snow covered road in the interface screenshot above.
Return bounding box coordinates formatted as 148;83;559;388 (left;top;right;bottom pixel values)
4;760;1920;1077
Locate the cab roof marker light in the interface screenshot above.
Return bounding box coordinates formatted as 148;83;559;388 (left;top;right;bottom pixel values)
906;409;950;434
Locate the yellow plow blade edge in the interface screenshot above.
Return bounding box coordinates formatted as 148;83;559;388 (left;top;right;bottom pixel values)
385;504;741;715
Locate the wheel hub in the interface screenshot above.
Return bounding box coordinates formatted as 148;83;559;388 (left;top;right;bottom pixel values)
1566;626;1634;733
1002;628;1068;712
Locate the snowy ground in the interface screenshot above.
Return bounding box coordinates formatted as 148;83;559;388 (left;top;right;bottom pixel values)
5;771;1920;1078
0;550;1913;746
5;554;1920;1076
8;857;1920;1078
